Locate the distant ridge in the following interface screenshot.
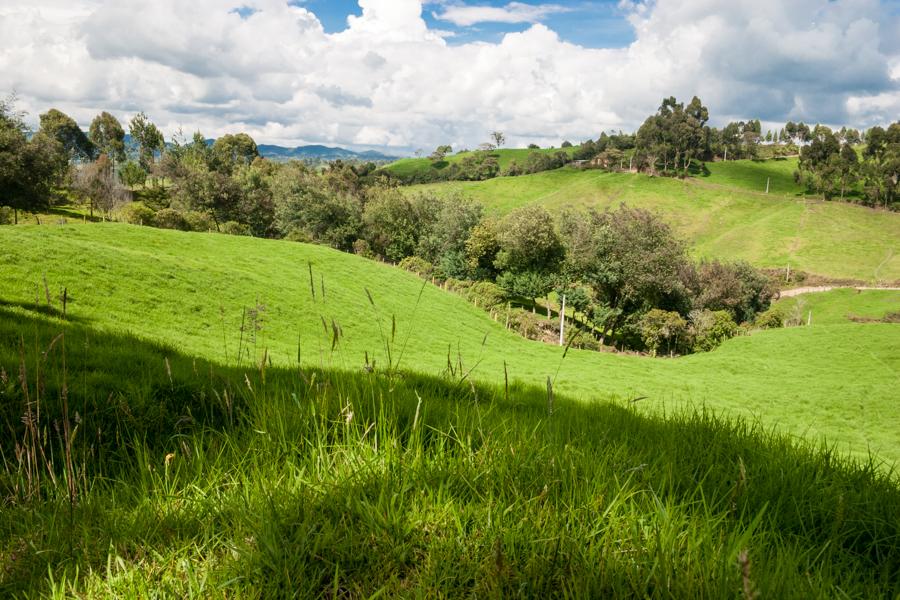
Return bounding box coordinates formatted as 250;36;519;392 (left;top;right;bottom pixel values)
257;144;400;162
120;134;400;163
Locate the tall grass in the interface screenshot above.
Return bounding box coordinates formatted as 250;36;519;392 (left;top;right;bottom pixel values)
1;308;899;597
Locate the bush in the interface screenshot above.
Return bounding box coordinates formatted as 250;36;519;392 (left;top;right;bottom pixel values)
465;281;506;310
0;206;13;225
119;202;156;226
221;221;251;236
154;208;189;231
508;308;544;340
353;238;373;258
690;309;739;352
754;308;784;329
183;210;216;232
639;309;688;356
398;256;434;277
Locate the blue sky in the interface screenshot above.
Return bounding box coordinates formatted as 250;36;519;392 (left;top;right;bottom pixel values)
304;0;635;47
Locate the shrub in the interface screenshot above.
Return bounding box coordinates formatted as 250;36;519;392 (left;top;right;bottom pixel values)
221;221;251;236
639;309;689;356
119;201;156;226
154;208;189;231
0;206;13;225
508;308;544;340
690;309;739;352
353;238;373;257
183;210;216;232
398;256;434;277
754;308;784;329
466;281;506;310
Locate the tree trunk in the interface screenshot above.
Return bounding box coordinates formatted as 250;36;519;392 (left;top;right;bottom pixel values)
13;208;17;225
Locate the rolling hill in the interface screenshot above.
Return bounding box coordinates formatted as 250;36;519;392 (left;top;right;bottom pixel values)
2;223;898;462
406;161;900;281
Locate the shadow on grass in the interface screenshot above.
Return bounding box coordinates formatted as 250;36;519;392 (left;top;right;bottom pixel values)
1;307;899;595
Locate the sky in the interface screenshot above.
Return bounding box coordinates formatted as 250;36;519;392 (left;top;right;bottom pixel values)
1;0;899;154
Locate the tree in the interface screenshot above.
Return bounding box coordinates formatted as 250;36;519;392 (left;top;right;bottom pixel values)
465;219;502;279
211;133;259;173
496;205;564;275
561;140;573;148
428;145;452;162
490;131;505;148
72;154;129;217
362;187;422;261
88;112;126;163
39;109;95;167
561;206;692;343
272;162;362;249
635;96;710;174
640;309;687;356
0;97;57;222
129;112;165;171
119;161;147;188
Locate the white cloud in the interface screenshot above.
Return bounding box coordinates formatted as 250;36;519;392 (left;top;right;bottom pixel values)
0;0;897;152
433;2;570;27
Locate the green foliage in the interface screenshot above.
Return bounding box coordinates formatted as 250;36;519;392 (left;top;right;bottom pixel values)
154;207;190;230
128;112;165;170
754;307;784;329
465;218;502;279
362;187;420;261
118;160;147;188
0;98;58;219
212;133;259;173
221;220;251;236
690;309;739;352
695;260;775;323
272;162;362;250
496;205;564;274
635;96;709;174
183;210;216;232
39;108;95;164
118;201;155;226
562;205;691;339
640;308;688;356
88;111;126;163
398;255;434;276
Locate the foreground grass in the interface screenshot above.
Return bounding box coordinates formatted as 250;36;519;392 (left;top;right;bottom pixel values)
1;309;899;597
408;165;900;281
1;224;899;464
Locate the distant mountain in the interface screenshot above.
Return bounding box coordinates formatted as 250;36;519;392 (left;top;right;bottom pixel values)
119;135;400;163
257;144;400;162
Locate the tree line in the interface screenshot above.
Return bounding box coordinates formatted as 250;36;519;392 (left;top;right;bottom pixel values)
1;97;780;355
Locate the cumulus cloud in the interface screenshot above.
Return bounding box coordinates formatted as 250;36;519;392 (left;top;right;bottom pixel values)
432;2;570;27
0;0;897;152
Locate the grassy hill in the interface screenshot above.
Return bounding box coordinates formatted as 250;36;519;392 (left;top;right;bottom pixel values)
408;163;900;281
2;224;898;463
3;223;900;596
382;146;576;178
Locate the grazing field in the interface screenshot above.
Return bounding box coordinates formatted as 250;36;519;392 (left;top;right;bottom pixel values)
700;157;804;196
407;164;900;281
382;146;577;178
773;288;900;325
2;224;898;463
2;308;900;597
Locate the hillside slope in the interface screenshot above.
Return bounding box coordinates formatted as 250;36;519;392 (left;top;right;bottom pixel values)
408;165;900;281
1;224;898;461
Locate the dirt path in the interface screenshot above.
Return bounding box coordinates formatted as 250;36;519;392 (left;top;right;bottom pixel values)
779;286;900;298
